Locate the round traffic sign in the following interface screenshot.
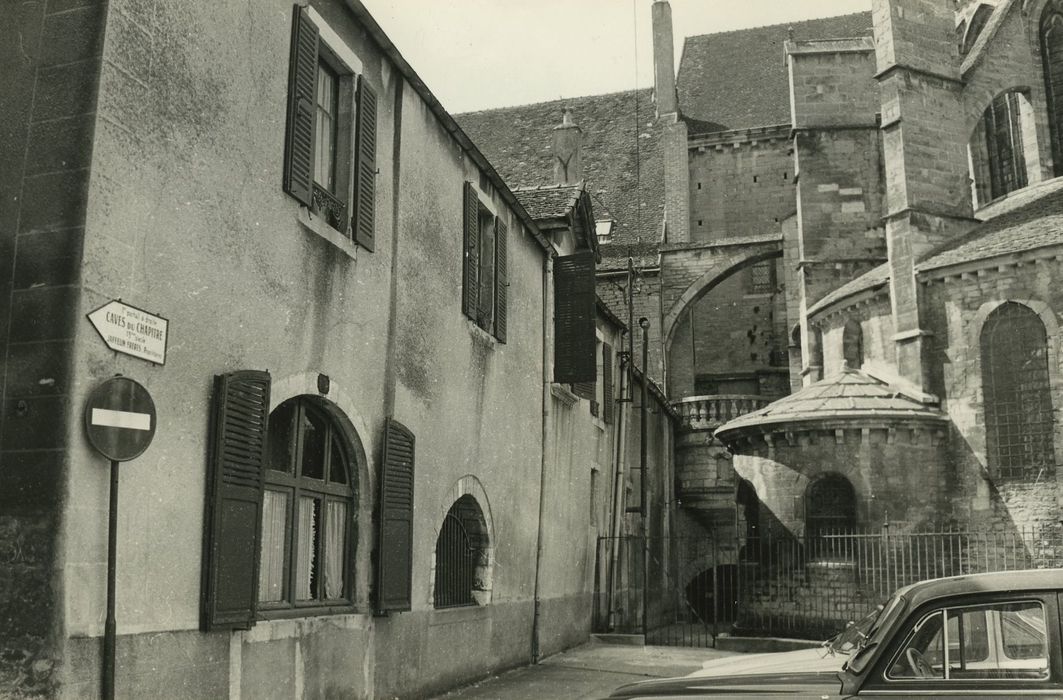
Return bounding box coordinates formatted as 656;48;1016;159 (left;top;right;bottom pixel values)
84;377;157;462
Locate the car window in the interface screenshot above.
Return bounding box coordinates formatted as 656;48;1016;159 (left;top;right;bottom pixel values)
886;600;1049;682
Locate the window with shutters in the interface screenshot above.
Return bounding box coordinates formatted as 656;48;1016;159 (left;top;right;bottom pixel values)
284;5;376;250
433;495;490;608
462;182;508;341
258;396;354;610
980;302;1056;480
1043;1;1063;176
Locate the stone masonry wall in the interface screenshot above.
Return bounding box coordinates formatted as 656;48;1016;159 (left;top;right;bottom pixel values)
0;1;106;696
922;257;1063;532
688;136;793;243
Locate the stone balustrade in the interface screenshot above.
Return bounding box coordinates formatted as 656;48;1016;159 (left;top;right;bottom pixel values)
672;394;771;431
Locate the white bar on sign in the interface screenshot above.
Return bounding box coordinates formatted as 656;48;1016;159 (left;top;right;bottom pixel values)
91;408;151;431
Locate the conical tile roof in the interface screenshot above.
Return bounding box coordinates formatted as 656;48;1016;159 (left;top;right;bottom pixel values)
715;366;947;440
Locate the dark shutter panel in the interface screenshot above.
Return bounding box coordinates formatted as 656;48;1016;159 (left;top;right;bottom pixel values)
283;6;318;206
353;75;378;250
202;370;271;631
572;381;596;400
494;216;508;343
553;250;596;383
462;182;480;319
376;417;415;614
603;342;614;424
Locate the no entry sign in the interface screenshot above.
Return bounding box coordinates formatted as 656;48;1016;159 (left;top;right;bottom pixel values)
85;377;157;462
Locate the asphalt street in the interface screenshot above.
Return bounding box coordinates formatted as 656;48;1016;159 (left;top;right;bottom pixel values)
430;642;738;700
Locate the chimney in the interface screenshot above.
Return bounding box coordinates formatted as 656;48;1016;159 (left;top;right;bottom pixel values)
552;109;582;185
652;0;677;117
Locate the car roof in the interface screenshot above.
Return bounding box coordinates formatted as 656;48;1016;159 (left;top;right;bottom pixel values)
898;568;1063;608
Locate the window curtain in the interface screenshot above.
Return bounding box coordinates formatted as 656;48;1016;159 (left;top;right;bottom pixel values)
324;501;347;599
258;490;288;602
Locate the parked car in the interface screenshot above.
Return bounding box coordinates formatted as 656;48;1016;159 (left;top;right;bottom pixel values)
608;568;1063;698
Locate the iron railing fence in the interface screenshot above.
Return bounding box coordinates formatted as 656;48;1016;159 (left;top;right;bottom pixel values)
594;523;1063;645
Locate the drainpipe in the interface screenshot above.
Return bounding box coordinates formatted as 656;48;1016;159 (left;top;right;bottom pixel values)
532;254;554;663
639;317;650;639
606;337;629;629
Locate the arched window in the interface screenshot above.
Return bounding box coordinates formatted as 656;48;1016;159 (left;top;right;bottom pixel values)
974;91;1030;202
842;320;864;370
1042;0;1063;176
434;495;490;608
960;4;994;55
809;327;824;373
805;474;856;540
980;302;1056;479
259;396;354;607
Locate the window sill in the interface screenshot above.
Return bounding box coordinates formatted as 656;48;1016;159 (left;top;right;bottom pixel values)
297;206;358;260
429;604;488;626
551;383;579;407
256;602;360;621
465;316;499;345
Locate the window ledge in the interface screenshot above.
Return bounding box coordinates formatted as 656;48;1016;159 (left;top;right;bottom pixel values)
429;604;488;626
298;207;358;260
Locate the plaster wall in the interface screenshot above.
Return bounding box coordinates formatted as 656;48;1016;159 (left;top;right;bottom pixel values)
50;0;550;697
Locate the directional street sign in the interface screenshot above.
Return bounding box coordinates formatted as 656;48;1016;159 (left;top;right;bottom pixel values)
87;300;169;365
85;377;157;462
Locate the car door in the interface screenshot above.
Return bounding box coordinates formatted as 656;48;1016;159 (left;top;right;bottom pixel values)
852;591;1063;698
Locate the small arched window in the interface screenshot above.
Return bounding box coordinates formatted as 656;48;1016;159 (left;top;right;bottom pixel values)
842;320;864;370
259;396;354;607
980;302;1056;480
1042;0;1063;176
810;327;824;373
434;495;490;608
805;474;856;541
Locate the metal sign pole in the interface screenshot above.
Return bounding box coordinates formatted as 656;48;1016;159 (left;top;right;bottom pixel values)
103;459;119;700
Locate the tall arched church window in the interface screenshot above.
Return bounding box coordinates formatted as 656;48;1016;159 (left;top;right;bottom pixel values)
1042;0;1063;176
980;302;1056;480
981;91;1030;201
259;396;354;608
842;320;863;370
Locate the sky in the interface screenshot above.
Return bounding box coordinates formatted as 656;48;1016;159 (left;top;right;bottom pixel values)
359;0;872;114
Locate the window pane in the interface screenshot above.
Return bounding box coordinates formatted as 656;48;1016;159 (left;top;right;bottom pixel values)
295;497;321;600
314;61;337;190
268;402;297;473
889;611;945;679
329;434;348;484
258;490;289;602
1001;603;1047;662
324;500;347;599
300;408;327;480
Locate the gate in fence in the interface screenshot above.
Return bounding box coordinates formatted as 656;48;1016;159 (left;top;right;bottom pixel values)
594;523;1063;647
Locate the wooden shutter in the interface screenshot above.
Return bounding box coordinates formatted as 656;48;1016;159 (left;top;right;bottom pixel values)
572;381;595;400
202;370;271;631
462;182;480;320
603;342;614;424
494;216;508;343
553;251;596;383
353;75;377;250
376;417;415;613
283;6;318;207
